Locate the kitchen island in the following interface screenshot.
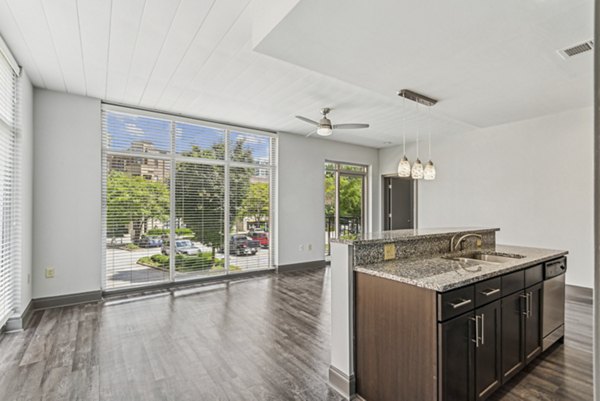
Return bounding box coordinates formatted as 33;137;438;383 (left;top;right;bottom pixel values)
328;228;567;401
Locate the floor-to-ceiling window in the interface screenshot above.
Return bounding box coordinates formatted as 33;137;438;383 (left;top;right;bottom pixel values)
0;46;18;325
324;161;367;256
102;105;277;290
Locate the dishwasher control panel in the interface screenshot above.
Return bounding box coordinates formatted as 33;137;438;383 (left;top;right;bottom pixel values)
544;257;567;279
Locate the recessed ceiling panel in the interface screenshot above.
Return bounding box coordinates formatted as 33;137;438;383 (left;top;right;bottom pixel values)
254;0;593;127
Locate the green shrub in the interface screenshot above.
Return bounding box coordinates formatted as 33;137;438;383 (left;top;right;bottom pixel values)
137;252;241;272
146;228;169;236
146;227;195;237
125;243;140;250
150;254;169;267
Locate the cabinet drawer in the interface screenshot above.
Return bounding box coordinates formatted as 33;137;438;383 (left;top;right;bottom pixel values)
525;264;543;287
438;285;475;321
502;270;525;295
475;277;502;307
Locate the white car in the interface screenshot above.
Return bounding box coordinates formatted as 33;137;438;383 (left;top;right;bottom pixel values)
161;239;200;255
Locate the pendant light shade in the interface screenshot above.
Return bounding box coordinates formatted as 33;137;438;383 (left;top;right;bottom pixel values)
412;102;423;180
411;158;424;179
398;155;411;177
424;160;436;180
423;107;436;181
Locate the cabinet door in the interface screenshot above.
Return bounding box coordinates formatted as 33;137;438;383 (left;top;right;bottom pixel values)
474;300;502;400
524;283;543;363
501;291;525;383
439;312;475;401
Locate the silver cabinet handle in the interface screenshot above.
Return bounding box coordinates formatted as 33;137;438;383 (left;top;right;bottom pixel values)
480;313;485;345
449;298;472;309
480;288;500;297
471;315;480;348
527;292;532;318
520;293;529;316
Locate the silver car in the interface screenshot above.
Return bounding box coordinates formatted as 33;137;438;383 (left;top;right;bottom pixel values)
161;239;200;255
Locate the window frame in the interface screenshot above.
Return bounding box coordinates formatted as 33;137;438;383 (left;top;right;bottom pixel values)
101;103;278;291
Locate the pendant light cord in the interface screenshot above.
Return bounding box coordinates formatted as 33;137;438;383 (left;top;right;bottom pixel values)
428;107;432;159
402;96;406;155
415;101;419;157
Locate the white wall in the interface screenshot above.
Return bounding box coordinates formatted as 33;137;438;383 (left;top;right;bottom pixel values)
17;72;33;311
277;132;379;266
33;89;102;298
380;107;593;288
30;90;379;295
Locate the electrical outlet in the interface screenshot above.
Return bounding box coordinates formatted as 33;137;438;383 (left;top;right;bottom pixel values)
45;267;55;279
307;243;312;251
384;244;396;260
299;244;304;252
27;273;31;284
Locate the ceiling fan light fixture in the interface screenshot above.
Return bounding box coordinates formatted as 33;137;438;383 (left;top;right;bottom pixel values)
317;126;333;136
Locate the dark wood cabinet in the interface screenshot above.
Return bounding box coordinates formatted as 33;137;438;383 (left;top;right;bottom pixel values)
501;291;525;382
500;282;543;382
475;300;502;400
439;313;475;401
355;259;558;401
524;282;543;363
438;300;502;401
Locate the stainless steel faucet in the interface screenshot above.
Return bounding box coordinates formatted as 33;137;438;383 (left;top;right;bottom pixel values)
450;233;483;252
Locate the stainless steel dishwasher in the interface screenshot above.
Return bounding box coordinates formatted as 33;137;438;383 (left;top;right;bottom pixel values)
542;257;567;351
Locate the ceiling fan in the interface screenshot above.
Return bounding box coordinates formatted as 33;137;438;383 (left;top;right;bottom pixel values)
295;108;369;137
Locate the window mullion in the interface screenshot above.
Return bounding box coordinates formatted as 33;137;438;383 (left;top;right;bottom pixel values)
169;121;176;282
224;129;230;275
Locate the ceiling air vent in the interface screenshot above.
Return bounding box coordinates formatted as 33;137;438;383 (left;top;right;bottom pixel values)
558;40;594;59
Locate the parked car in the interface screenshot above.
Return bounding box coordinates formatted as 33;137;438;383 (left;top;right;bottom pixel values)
137;235;163;248
249;231;269;248
230;234;260;256
161;239;200;255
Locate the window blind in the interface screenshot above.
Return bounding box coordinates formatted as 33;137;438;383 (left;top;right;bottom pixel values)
0;49;17;326
102;105;277;290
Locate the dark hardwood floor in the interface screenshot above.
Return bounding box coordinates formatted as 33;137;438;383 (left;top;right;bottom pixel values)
0;268;592;401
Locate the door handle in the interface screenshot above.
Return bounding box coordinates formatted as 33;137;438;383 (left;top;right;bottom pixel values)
471;315;480;348
480;313;485;346
480;288;500;297
527;292;532;318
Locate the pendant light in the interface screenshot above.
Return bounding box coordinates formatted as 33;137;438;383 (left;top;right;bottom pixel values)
397;96;411;177
424;108;436;180
411;102;424;180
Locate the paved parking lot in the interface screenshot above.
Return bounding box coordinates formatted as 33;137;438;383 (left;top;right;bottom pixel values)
105;242;271;289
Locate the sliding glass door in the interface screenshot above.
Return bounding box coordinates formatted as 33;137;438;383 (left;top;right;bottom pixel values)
102;106;277;290
324;162;367;256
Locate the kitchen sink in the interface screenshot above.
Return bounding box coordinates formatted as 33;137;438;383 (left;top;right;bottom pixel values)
443;251;525;265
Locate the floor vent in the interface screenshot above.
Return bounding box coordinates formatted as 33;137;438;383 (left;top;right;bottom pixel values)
558;40;594;59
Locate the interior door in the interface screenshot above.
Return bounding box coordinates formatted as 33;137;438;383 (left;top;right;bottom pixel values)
384;177;414;230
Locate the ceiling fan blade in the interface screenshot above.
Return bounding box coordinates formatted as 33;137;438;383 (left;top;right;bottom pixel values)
305;129;317;138
332;123;370;129
295;116;320;126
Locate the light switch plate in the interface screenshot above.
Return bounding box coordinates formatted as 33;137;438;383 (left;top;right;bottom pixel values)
384;243;396;260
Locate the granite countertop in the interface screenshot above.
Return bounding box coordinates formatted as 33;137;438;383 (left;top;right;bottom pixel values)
354;245;567;292
331;227;500;245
